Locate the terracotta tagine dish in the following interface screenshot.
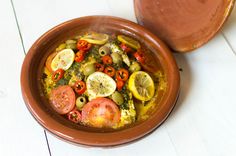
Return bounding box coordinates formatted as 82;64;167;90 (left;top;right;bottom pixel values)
134;0;235;52
20;16;180;146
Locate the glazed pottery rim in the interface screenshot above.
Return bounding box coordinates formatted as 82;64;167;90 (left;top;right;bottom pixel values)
20;15;180;146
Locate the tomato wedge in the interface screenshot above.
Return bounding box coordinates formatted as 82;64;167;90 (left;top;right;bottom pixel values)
73;80;86;95
67;109;82;123
104;66;115;77
49;85;75;114
52;68;64;82
81;97;120;128
116;68;129;81
77;40;92;51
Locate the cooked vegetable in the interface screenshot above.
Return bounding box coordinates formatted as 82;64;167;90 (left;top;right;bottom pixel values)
120;43;133;53
56;43;66;51
74;50;85;63
81;97;120;128
95;63;104;72
111;52;122;64
73;80;86;95
45;52;58;72
49;85;75;114
76;96;87;110
51;49;75;71
67;109;81;123
102;55;113;65
116;80;124;91
83;63;95;76
109;43;131;66
52;68;64;82
116;68;129;81
77;40;92;51
99;45;110;56
129;61;141;73
104;66;115;77
133;51;145;64
111;91;124;105
117;35;141;49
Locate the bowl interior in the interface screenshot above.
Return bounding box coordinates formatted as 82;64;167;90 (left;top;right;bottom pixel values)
21;16;180;146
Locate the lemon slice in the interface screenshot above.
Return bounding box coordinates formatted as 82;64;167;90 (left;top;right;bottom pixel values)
128;71;155;101
117;35;141;49
51;49;75;71
86;72;116;99
80;33;109;45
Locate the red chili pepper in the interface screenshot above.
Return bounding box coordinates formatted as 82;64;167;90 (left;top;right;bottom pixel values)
116;80;124;91
133;50;145;64
102;55;113;65
120;43;133;53
116;68;129;81
67;109;81;123
74;80;86;95
74;50;85;63
104;66;116;77
95;63;105;72
52;68;64;82
77;40;91;51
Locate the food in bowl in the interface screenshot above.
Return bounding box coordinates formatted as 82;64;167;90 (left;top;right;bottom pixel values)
41;31;166;129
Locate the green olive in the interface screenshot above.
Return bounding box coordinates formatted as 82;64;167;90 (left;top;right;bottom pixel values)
129;61;141;73
99;46;110;56
83;63;96;76
56;43;66;51
66;43;77;50
111;52;122;64
76;96;87;110
111;91;124;105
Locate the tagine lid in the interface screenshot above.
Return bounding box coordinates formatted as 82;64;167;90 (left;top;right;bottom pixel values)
134;0;235;52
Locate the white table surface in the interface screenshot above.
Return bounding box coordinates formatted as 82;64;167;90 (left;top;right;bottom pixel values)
1;0;236;156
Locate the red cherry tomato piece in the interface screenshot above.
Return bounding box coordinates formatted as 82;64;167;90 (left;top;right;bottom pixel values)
95;63;105;72
104;66;116;77
116;80;124;91
133;50;145;64
74;50;85;63
81;97;120;128
52;68;64;82
102;55;113;65
67;109;82;123
77;40;92;51
74;80;86;95
49;85;75;114
116;68;129;81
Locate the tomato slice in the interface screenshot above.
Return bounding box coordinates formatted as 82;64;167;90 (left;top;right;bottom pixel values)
67;109;82;123
52;68;64;82
81;97;120;128
104;66;115;77
77;40;92;51
102;55;113;65
73;80;86;95
49;85;75;114
116;80;124;91
95;63;104;72
74;50;85;63
45;52;58;72
116;68;129;81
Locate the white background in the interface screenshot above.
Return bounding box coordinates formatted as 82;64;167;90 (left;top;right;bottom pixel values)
0;0;236;156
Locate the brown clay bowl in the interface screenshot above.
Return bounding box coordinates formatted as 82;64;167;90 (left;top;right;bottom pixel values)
20;16;180;146
134;0;235;52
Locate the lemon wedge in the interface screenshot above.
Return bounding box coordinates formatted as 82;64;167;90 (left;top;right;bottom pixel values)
80;32;109;45
117;35;141;49
51;49;75;71
86;72;116;99
128;71;155;101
